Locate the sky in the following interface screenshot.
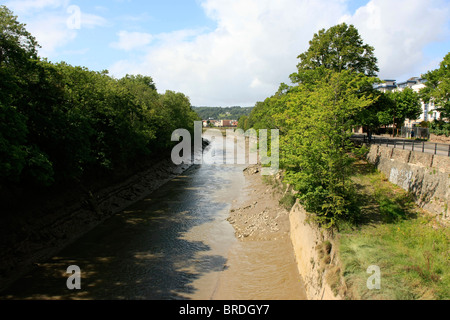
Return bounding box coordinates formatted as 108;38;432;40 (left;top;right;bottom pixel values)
4;0;450;107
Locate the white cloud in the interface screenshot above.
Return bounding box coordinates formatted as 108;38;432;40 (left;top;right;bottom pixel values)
111;31;154;51
9;0;448;106
26;14;77;57
81;12;108;29
110;0;349;106
5;0;107;57
343;0;450;80
108;0;449;107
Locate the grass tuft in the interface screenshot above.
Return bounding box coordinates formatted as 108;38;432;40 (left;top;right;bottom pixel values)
338;161;449;300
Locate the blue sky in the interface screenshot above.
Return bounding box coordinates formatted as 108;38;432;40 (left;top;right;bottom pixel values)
5;0;450;106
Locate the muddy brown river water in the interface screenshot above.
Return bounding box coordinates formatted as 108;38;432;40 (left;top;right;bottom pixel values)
0;136;307;300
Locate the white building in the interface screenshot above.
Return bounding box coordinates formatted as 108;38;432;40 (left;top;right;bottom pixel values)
396;77;440;126
374;77;441;126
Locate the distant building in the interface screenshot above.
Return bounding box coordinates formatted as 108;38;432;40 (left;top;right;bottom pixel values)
220;120;237;127
202;119;237;128
374;77;441;127
374;79;397;93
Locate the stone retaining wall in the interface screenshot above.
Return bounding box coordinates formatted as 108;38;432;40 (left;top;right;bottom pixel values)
289;202;342;300
367;145;449;222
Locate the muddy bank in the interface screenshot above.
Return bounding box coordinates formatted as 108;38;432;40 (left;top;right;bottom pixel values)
0;140;209;293
226;166;291;241
212;165;307;300
225;165;341;300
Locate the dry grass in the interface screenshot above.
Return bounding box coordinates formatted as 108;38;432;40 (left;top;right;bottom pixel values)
338;161;449;300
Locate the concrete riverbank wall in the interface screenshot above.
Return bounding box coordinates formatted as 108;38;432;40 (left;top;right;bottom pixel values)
288;144;450;300
289;202;343;300
366;145;449;222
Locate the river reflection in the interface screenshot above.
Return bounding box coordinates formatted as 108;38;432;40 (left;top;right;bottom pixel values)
1;135;306;300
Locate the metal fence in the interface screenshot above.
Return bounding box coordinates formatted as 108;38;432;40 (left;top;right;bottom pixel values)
401;127;430;140
356;135;450;157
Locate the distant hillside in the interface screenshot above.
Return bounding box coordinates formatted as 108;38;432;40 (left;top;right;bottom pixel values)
192;106;253;120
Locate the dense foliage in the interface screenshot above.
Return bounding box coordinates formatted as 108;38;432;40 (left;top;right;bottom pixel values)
430;120;450;137
247;23;445;228
0;6;199;191
421;52;450;119
378;88;422;131
289;23;379;84
192;106;253;120
248;23;382;228
278;70;378;228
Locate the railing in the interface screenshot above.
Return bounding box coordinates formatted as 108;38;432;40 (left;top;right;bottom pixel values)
352;135;450;157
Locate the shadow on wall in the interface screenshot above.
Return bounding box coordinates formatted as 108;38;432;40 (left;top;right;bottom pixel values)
0;169;231;300
366;145;449;222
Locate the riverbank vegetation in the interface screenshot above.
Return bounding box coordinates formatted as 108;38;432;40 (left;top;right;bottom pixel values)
0;6;199;205
243;22;444;229
339;161;449;300
246;23;384;228
248;22;448;299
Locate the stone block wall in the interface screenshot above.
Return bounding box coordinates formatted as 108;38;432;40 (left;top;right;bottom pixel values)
367;145;449;222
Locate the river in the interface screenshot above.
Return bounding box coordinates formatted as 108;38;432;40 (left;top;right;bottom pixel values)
0;134;306;300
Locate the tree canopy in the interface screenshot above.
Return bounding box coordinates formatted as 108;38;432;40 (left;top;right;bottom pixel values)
290;23;379;84
378;87;422;130
192;106;253;120
247;23;382;228
0;6;199;193
421;52;450;119
278;70;377;227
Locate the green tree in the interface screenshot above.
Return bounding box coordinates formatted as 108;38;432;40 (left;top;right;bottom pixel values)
421;52;450;119
0;6;55;186
354;90;395;140
247;23;382;228
278;70;377;228
377;87;422;135
290;23;379;84
247;83;292;131
1;5;202;190
287;22;383;138
192;106;253;120
0;5;39;79
237;115;248;130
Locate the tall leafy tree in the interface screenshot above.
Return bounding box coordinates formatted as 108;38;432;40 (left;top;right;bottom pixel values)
1;6;55;186
237;115;248;131
421;52;450;119
247;83;292;131
377;87;422;134
278;70;377;228
1;5;202;192
354;90;395;140
0;5;39;71
247;23;382;228
290;23;379;84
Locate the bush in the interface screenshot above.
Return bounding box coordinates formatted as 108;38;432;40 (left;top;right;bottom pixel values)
430;120;450;137
279;192;297;211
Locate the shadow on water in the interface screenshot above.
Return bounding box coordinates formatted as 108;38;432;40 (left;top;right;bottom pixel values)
1;164;240;300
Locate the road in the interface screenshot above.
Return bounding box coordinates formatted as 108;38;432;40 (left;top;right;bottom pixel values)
352;134;450;157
